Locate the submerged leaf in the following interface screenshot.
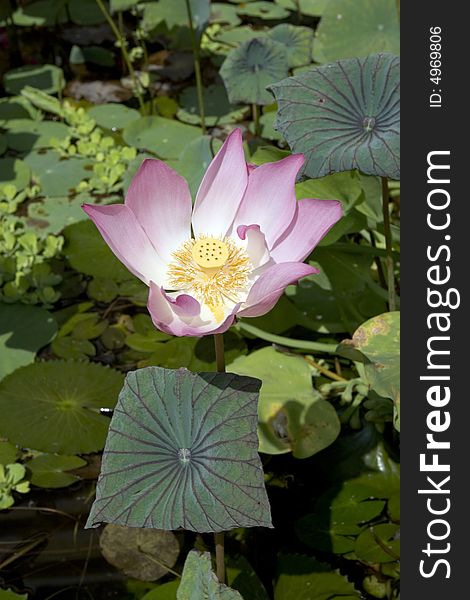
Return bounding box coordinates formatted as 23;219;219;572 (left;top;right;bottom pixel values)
86;367;272;532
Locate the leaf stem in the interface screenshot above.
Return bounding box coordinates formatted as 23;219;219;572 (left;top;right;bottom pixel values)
252;104;261;137
95;0;145;111
381;177;396;311
184;0;206;134
213;333;226;583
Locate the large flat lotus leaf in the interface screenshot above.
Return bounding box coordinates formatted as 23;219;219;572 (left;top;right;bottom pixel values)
229;347;340;458
0;303;57;381
210;3;241;27
5;119;71;153
177;551;243;599
122;116;202;159
354;523;400;563
177;85;248;126
220;38;288;106
172;136;223;198
3;64;64;95
274;554;360;599
0;361;124;454
236;1;289;19
268;24;313;68
275;0;327;17
64;219;132;282
141;0;210;37
26;195;90;235
27;453;87;488
9;0;68;27
269;53;400;179
214;26;267;47
0;441;19;465
100;524;180;581
24;150;91;197
87;103;140;131
68;0;105;25
0;96;39;123
337;311;400;430
86;367;272;532
226;555;269;600
0;588;28;600
315;0;399;63
0;158;31;191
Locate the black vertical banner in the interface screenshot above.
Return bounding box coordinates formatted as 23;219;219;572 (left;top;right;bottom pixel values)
402;2;468;597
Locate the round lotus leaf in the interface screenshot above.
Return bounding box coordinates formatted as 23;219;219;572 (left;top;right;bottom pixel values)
24;151;91;197
0;441;19;465
5;119;71;153
178;551;243;599
236;1;289;19
0;361;124;454
354;523;400;563
177;84;248;126
220;37;289;106
27;454;87;488
268;24;313;67
0;96;39;124
68;0;105;25
0;158;31;191
3;64;64;95
87;103;140;131
99;524;180;581
275;0;327;17
315;0;399;63
172;135;223;197
269;53;400;179
122;116;202;159
10;0;68;26
0;303;57;381
210;3;241;27
229;347;340;457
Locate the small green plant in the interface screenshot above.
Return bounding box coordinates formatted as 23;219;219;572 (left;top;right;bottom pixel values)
0;463;30;510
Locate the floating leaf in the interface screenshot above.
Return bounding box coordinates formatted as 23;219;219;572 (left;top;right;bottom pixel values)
142;0;210;37
177;84;248;126
5;119;71;153
268;24;313;67
0;361;124;454
0;96;39;123
354;523;400;563
3;64;64;95
220;38;288;106
236;1;289;19
88;103;141;131
27;454;87;488
275;0;327;17
178;551;243;599
100;524;180;581
0;588;28;600
68;0;105;25
123;117;202;159
141;581;179;600
8;0;68;27
26;195;91;235
0;304;57;381
210;3;241;27
269;53;400;179
229;347;340;457
64;219;132;282
337;311;400;430
226;555;269;600
24;151;91;197
173;136;223;198
0;158;31;191
0;441;19;466
86;367;272;532
315;0;400;63
274;554;361;599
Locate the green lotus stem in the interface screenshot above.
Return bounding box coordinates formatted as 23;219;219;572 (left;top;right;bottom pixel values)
252;104;261;137
381;177;396;311
95;0;145;111
213;333;226;583
236;322;338;354
184;0;206;134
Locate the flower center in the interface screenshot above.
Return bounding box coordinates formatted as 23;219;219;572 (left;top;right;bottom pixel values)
167;235;251;322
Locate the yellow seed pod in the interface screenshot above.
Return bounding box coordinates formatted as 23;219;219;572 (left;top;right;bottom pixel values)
192;237;229;269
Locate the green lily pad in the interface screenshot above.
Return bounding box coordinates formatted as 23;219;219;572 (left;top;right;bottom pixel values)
88;103;141;131
3;64;64;96
0;361;124;454
268;24;313;67
26;195;90;235
0;158;31;191
0;303;57;381
274;554;361;599
269;53;400;179
177;84;248;126
100;524;180;581
178;551;243;599
315;0;400;63
215;25;267;47
354;523;400;563
0;96;39;123
0;588;28;600
123;116;202;159
211;3;241;27
5;119;71;153
338;311;400;430
249;111;283;141
220;37;288;106
27;454;87;488
141;581;179;600
10;0;68;27
142;0;210;36
51;336;96;360
64;219;132;282
24;149;91;196
229;347;340;457
86;366;272;532
250;145;290;165
226;555;269;600
173;135;223;198
275;0;327;17
68;0;105;25
236;1;289;19
0;441;20;466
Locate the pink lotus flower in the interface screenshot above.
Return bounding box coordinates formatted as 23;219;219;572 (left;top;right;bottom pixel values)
83;129;342;336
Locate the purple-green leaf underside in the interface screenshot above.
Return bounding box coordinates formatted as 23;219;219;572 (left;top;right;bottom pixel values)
86;366;272;533
269;53;400;180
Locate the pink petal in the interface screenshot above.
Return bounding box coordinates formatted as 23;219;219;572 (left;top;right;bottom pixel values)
271;199;343;263
82;204;167;285
148;283;237;337
237;224;270;270
238;262;319;318
232;154;304;249
192;129;248;237
125;159;192;264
